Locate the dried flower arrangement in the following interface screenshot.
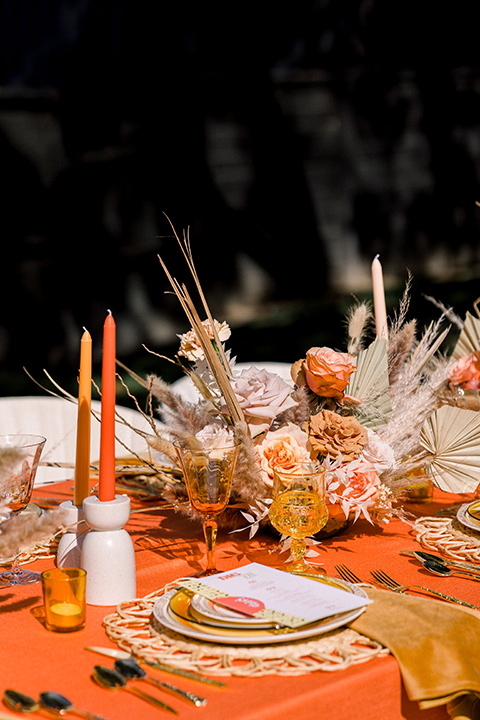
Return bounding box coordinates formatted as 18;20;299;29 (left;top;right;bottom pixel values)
118;226;480;536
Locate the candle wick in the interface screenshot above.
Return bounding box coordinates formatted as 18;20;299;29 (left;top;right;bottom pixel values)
374;253;380;261
107;309;112;316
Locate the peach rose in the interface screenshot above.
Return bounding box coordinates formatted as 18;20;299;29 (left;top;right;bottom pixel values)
256;423;311;486
304;409;367;461
449;351;480;390
326;458;381;522
291;347;356;398
341;463;380;506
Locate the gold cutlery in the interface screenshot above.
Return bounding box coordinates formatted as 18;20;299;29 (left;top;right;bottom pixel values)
85;646;227;688
370;569;480;609
401;550;480;574
113;658;207;707
39;692;110;720
92;666;178;715
334;565;363;584
420;558;480;581
3;689;111;720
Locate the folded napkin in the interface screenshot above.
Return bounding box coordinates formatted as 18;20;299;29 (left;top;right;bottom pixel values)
349;587;480;717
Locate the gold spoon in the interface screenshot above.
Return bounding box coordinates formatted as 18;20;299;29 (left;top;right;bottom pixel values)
422;558;480;581
3;690;110;720
113;658;207;707
92;666;178;715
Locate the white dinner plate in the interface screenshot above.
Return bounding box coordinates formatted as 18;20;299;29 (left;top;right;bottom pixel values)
152;580;368;646
457;502;480;533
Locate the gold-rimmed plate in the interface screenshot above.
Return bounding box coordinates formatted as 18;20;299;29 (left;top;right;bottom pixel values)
152;577;368;645
189;594;276;629
457;502;480;533
467;500;480;522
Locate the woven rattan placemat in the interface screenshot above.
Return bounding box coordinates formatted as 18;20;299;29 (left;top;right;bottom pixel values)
413;507;480;563
102;579;388;678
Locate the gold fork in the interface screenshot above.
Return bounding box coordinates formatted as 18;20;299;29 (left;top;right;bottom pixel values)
335;564;363;584
370;569;480;609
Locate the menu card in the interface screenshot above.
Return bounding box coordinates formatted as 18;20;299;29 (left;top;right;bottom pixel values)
180;563;371;628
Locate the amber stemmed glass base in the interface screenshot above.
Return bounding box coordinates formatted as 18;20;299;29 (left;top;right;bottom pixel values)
270;462;329;577
283;537;327;576
200;516;220;577
174;439;241;577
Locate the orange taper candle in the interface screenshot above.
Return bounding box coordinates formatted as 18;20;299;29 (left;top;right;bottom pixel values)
73;328;92;506
99;311;116;502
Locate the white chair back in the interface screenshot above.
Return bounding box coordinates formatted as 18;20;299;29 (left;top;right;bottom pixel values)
0;396;154;485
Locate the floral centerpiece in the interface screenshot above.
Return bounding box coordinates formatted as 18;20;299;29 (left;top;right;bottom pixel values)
118;226;480;538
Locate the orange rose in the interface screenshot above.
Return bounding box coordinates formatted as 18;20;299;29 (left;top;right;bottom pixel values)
304;409;367;461
291;347;356;398
449;351;480;389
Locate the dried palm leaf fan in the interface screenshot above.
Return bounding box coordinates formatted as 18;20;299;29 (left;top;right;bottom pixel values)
346;338;392;431
451;304;480;360
420;405;480;493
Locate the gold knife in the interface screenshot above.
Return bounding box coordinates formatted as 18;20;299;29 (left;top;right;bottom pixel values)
85;647;227;688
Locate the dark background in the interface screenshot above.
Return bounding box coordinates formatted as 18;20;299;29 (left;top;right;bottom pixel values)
1;1;480;400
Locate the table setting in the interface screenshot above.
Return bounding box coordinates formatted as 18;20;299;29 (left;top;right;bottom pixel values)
3;225;480;720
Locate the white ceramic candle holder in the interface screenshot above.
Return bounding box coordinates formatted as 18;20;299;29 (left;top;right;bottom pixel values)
56;500;89;568
81;494;136;606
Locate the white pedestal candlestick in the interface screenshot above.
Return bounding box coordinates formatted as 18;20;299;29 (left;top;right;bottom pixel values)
56;500;89;568
81;494;136;606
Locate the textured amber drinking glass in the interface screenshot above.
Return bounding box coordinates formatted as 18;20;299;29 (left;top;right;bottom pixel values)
270;463;328;574
174;439;240;576
41;568;86;632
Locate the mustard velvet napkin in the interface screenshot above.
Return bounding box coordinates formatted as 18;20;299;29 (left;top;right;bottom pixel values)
349;587;480;714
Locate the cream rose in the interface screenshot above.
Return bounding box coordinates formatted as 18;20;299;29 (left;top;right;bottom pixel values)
195;425;235;449
362;429;395;470
228;367;297;436
178;319;231;361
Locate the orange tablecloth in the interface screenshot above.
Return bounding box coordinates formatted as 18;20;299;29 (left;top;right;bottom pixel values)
1;483;477;720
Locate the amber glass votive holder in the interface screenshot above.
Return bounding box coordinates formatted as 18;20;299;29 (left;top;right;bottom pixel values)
41;568;86;632
404;467;434;504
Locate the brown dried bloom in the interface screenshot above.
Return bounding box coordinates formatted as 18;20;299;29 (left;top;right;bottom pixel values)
304;409;368;462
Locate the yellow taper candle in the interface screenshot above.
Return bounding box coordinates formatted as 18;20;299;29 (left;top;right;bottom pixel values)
73;328;92;506
371;255;388;340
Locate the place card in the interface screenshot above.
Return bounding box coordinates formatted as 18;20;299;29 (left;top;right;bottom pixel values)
180;563;371;628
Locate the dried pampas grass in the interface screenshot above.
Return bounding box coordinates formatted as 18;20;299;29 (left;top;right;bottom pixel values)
346;301;372;356
0;447;26;478
0;504;68;561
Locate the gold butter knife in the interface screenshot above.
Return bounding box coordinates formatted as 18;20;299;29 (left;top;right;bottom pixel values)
85;647;227;688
